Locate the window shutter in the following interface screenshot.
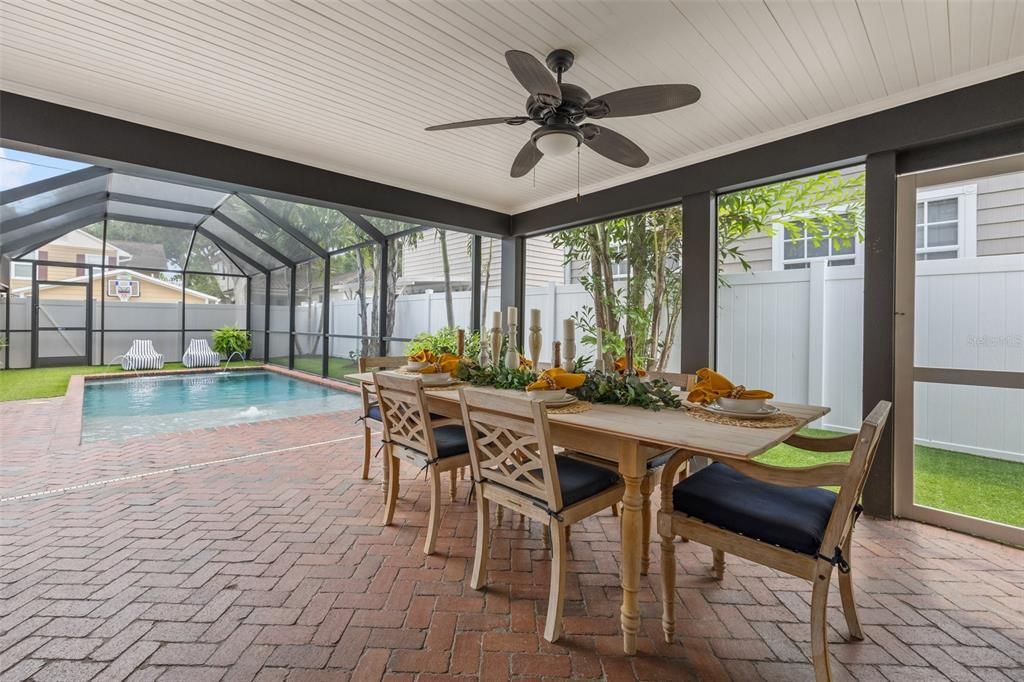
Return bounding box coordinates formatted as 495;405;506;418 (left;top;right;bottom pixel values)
38;250;48;280
76;254;85;277
107;255;116;266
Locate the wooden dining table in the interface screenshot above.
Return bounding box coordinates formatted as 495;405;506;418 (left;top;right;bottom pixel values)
351;371;829;654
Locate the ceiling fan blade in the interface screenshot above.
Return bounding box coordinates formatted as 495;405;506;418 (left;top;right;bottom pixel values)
425;116;528;131
585;84;701;119
580;124;649;168
510;140;544;178
505;50;561;106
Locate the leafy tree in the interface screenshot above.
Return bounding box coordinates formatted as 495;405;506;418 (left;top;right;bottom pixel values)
551;169;864;371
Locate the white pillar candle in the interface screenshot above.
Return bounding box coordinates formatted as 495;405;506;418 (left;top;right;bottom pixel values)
492;311;502;329
507;306;518;324
529;308;541;327
563;318;575;341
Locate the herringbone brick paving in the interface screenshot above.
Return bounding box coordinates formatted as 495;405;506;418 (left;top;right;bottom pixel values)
0;396;1021;681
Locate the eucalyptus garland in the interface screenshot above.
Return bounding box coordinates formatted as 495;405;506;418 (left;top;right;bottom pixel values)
455;359;680;411
573;371;682;411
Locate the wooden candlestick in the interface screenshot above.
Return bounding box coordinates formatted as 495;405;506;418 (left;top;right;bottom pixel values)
528;316;542;371
562;319;575;371
490;323;502;369
552;341;561;370
456;328;465;356
505;322;520;370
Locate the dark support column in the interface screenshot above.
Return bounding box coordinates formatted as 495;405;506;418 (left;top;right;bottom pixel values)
499;236;525;334
322;257;331;377
264;275;270;363
288;266;296;370
680;192;715;373
100;218;107;364
245;277;252;361
30;263;38;368
378;240;389;357
3;292;9;369
862;151;898;519
470;235;482;333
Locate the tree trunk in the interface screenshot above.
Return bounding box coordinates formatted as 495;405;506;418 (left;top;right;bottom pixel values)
356;250;368;356
480;239;493;328
439;230;455;328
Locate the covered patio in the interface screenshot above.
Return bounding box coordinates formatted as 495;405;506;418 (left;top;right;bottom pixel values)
1;2;1023;681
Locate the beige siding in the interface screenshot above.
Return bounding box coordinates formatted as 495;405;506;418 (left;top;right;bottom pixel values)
976;172;1024;257
399;231;565;290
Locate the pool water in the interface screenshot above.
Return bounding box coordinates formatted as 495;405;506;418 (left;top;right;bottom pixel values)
81;370;360;442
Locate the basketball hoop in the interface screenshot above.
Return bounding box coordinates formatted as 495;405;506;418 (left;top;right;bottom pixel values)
109;279;140;302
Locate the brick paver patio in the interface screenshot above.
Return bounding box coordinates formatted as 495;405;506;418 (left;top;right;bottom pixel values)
1;391;1022;681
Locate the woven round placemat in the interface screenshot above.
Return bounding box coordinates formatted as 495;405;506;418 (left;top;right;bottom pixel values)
688;406;800;429
546;400;593;415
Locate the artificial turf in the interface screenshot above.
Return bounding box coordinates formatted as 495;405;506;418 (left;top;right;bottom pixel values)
757;428;1024;528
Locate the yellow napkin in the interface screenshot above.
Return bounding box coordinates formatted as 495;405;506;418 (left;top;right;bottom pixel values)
527;367;586;392
613;357;647;377
419;353;461;374
408;349;435;364
686;368;773;405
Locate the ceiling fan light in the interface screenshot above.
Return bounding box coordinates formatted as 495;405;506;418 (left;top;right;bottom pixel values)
535;130;579;157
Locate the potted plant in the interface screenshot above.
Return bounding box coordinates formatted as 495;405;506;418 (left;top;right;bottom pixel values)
211;326;251;361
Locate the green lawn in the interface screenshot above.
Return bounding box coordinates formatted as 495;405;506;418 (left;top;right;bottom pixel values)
0;360;263;402
758;428;1024;528
269;355;359;381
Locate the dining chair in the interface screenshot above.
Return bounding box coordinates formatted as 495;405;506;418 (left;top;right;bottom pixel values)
658;400;892;682
567;371;697;575
458;388;625;642
374;372;472;555
357;356;408;481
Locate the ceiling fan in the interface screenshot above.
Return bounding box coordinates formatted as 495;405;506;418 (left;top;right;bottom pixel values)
425;49;700;178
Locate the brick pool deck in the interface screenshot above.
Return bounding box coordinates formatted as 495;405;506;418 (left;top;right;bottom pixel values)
0;380;1021;681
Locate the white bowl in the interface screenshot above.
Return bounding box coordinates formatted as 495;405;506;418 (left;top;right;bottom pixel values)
419;372;450;386
405;361;429;371
715;397;767;413
528;388;567;402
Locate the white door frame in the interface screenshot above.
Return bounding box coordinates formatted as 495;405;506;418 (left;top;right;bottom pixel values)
894;154;1024;547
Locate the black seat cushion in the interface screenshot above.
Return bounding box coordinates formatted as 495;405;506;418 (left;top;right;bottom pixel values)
431;425;471;459
672;462;839;556
647;448;678;469
366;404;444;423
554;456;622;508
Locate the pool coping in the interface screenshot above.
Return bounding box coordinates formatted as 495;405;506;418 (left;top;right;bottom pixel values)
63;364;361;447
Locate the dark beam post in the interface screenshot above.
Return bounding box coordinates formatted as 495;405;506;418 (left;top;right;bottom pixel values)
289;266;296;370
245;276;252;361
680;192;715;373
100;218;107;364
322;256;331;377
264;273;270;363
470;235;482;333
499;237;525;337
862;151;898;519
378;240;389;356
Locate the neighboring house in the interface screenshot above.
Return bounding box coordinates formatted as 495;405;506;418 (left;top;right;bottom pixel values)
10;229;215;304
399;231;565;292
12;267;217;304
723;170;1024;273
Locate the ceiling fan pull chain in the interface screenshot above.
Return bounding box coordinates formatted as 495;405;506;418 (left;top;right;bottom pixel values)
576;146;581;204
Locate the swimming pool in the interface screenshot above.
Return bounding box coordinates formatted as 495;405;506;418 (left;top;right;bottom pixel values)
81;370;361;442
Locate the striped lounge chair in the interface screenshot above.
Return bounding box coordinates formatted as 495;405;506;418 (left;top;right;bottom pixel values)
183;338;220;368
121;339;165;371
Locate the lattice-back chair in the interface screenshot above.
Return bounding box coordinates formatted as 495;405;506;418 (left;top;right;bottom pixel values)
566;371;697;575
658;401;891;681
458;388;624;642
357;356;407;480
373;372;471;555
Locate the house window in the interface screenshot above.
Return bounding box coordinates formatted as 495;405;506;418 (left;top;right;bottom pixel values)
775;219;859;270
84;254;103;266
12;260;32;279
915;185;976;261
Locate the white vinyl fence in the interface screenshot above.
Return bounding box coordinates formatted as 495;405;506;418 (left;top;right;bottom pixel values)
718;256;1023;463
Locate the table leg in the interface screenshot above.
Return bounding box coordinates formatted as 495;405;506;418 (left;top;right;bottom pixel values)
619;459;644;655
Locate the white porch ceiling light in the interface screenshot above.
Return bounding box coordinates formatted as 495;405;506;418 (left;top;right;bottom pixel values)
532;124;582;157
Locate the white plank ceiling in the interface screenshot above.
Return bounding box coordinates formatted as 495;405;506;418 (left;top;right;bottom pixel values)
2;1;1022;215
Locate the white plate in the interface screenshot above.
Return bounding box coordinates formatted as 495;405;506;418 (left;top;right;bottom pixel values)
543;395;578;407
703;403;780;420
